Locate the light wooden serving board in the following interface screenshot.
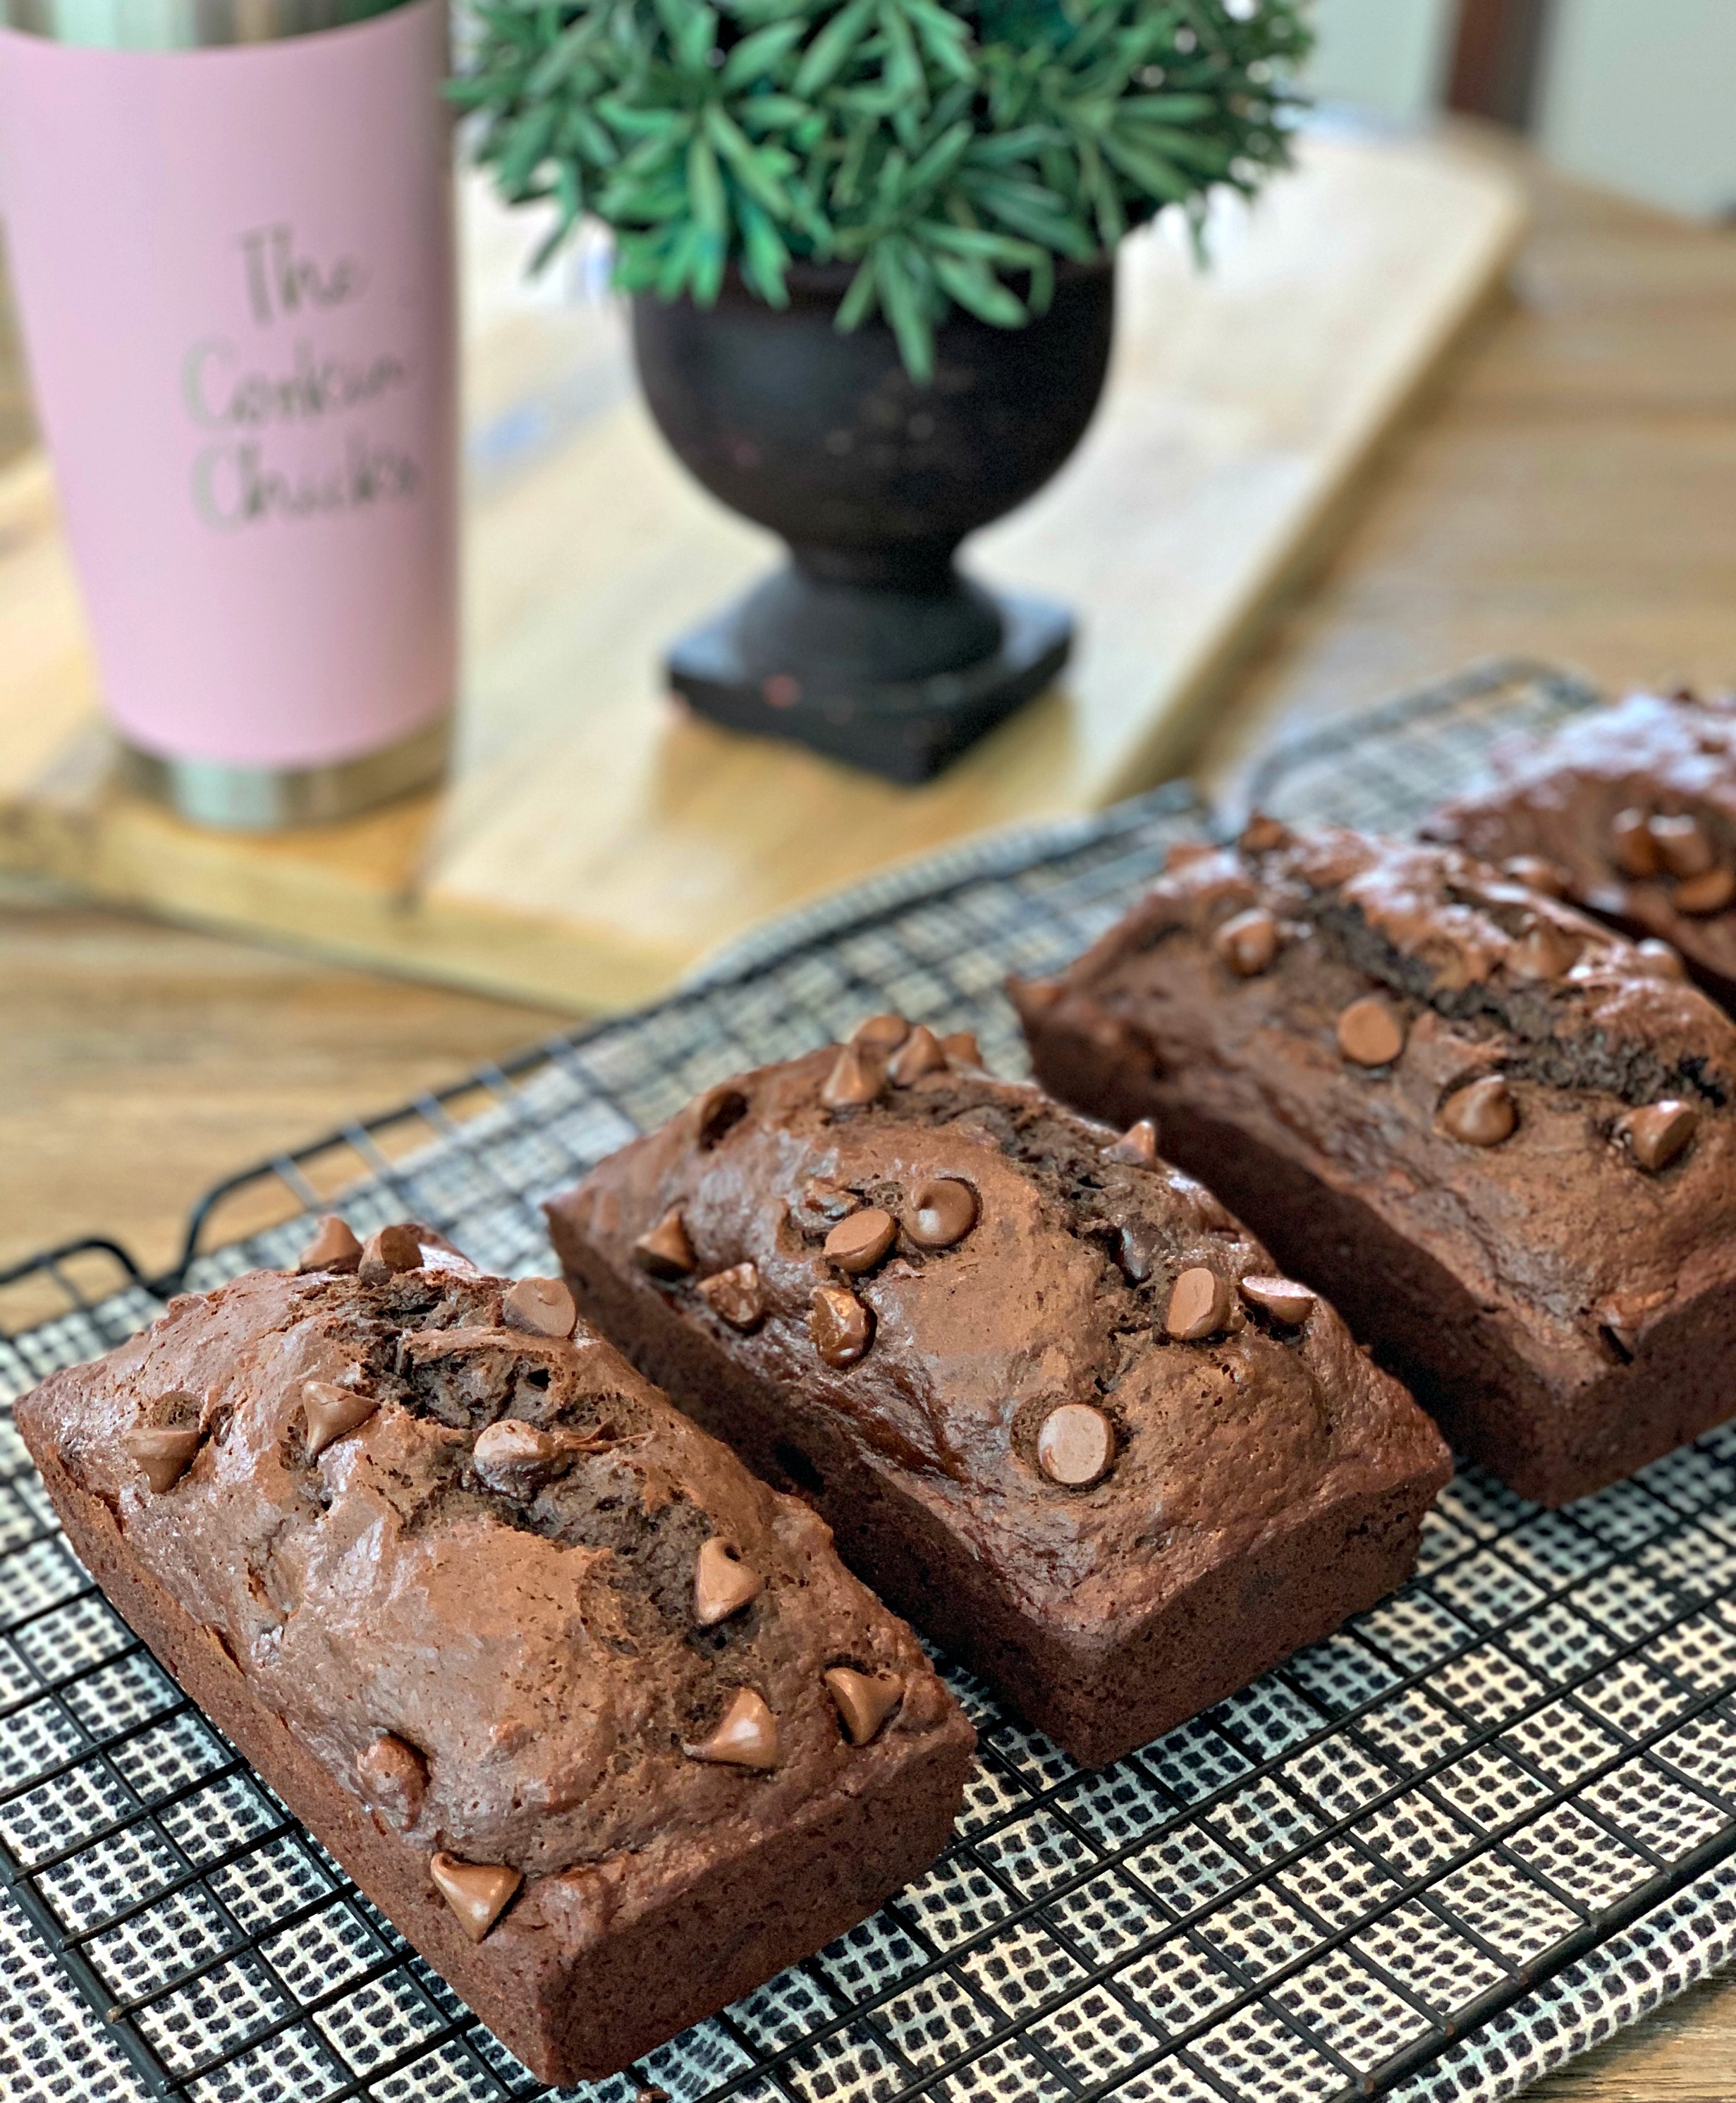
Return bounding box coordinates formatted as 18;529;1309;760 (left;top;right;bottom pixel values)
0;127;1524;1011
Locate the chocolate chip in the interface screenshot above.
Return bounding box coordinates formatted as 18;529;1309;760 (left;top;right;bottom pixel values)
1503;855;1570;898
1610;807;1660;877
695;1537;764;1626
1651;812;1714;877
695;1086;750;1149
1112;1219;1163;1285
1675;866;1735;915
1634;939;1687;980
1508;923;1577;980
1166;839;1216;870
1336;997;1405;1068
1595;1286;1672;1355
1214;906;1280;977
356;1733;427;1828
890;1025;948;1085
1438;1075;1518;1147
684;1687;779;1769
295;1215;361;1275
824;1666;904;1745
302;1379;378;1460
429;1853;521;1942
633;1207;695;1279
906;1178;978;1250
1036;1402;1115;1487
1166;1266;1233;1339
1620;1099;1698;1173
502;1276;577;1340
824;1207;896;1275
797;1178;857;1227
1239;813;1290;854
1237;1274;1316;1326
811;1285;873;1367
852;1013;910;1050
472;1418;563;1496
1017;977;1064;1013
1106;1118;1160;1166
121;1426;201;1493
940;1030;982;1069
821;1043;883;1109
697;1262;764;1331
359;1224;425;1284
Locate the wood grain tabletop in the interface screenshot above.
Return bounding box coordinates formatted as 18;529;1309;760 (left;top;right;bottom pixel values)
5;120;1736;2095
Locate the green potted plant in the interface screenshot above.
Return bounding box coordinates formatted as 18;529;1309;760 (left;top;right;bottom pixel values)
456;0;1310;779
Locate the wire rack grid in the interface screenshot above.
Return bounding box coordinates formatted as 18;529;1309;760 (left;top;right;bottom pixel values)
11;660;1736;2103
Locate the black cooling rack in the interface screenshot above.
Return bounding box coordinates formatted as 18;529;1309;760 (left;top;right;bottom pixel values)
13;659;1736;2103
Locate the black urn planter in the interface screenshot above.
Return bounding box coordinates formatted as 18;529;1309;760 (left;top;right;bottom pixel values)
632;257;1115;782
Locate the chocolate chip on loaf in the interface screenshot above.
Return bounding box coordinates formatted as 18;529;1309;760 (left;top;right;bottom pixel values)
824;1667;903;1745
122;1425;201;1492
891;1025;948;1085
1336;996;1406;1068
685;1687;779;1770
302;1379;377;1459
503;1276;578;1339
1214;906;1280;977
1035;1402;1115;1489
1610;806;1660;877
821;1043;884;1109
1166;1266;1233;1340
296;1214;362;1275
430;1853;521;1942
811;1285;873;1367
359;1223;425;1283
824;1208;896;1275
1237;1275;1316;1326
694;1537;763;1626
1676;867;1735;915
852;1013;910;1050
1106;1118;1160;1165
1438;1076;1518;1148
357;1732;427;1828
1620;1099;1697;1172
905;1178;977;1250
697;1263;765;1331
472;1418;564;1496
634;1207;696;1279
1651;812;1713;878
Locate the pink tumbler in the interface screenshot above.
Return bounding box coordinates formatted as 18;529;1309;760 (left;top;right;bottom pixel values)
0;0;457;827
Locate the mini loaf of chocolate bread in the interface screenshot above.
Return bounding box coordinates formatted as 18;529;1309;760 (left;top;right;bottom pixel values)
544;1035;1450;1768
1012;822;1736;1507
1422;689;1736;1008
14;1221;974;2086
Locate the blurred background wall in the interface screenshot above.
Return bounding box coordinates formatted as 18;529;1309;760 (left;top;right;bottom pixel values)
1309;0;1736;222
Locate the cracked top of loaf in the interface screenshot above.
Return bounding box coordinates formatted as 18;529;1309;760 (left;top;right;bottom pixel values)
1013;822;1736;1379
546;1038;1448;1638
15;1236;966;1922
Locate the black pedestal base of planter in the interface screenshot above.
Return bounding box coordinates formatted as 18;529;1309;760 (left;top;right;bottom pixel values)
668;581;1071;785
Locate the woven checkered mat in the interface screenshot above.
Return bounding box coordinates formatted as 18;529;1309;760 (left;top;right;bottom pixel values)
8;661;1736;2103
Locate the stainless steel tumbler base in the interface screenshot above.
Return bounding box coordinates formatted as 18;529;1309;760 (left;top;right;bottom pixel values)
116;713;452;831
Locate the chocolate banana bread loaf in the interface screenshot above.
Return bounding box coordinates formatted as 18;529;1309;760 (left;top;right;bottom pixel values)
14;1219;974;2085
1422;688;1736;1008
1013;822;1736;1506
544;1036;1450;1768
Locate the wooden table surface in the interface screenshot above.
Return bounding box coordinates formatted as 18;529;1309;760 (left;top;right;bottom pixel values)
6;122;1736;2095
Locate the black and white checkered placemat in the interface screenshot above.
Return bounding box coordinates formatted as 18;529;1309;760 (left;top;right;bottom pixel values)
10;661;1736;2103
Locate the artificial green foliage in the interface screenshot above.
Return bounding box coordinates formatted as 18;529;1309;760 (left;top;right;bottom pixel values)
453;0;1312;379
